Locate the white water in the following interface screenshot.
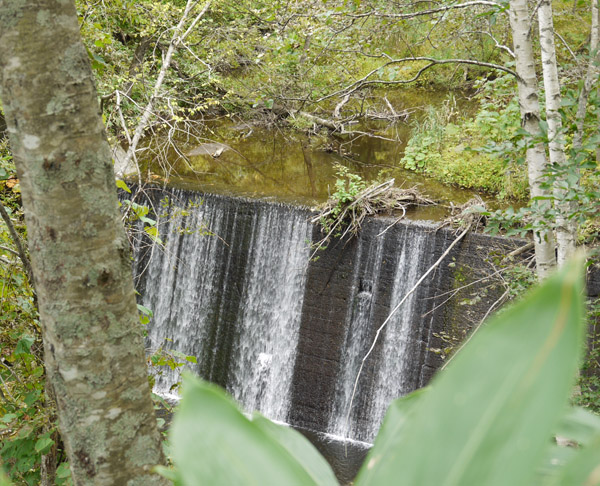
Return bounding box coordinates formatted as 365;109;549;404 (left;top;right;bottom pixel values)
226;206;311;421
368;229;432;438
137;192;310;423
134;190;441;444
327;226;434;442
328;235;385;441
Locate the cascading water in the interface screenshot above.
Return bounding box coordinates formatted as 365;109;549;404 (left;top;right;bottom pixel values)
134;190;311;423
226;207;311;421
328;235;385;441
129;188;515;480
326;224;438;443
368;228;435;438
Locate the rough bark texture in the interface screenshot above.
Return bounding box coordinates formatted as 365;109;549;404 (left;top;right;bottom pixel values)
538;0;576;266
0;1;167;484
509;0;557;278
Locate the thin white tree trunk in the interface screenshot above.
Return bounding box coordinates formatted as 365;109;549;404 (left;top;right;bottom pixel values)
509;0;556;278
118;0;211;177
538;0;575;266
574;1;599;152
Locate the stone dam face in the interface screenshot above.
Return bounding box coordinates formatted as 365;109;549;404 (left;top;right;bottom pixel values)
130;187;529;473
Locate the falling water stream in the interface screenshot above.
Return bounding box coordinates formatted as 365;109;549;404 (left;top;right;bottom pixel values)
135;190;311;423
132;188;453;446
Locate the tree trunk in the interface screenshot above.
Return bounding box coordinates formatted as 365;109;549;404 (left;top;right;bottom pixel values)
538;0;576;266
574;1;599;153
0;1;168;484
509;0;557;279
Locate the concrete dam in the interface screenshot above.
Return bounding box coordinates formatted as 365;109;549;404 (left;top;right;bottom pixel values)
131;187;525;477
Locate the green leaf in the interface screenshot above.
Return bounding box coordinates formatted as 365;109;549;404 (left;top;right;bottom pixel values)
1;413;17;424
171;375;325;485
144;225;163;245
115;179;131;193
251;414;337;485
357;257;586;486
14;335;34;356
35;437;54;454
56;462;71;479
155;465;183;484
0;468;12;486
555;407;600;446
364;388;426;458
137;304;153;317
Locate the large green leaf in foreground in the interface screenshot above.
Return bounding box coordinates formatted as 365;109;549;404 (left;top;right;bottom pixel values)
357;258;586;486
171;376;337;486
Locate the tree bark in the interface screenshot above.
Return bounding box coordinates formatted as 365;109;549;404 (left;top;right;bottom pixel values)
0;1;167;484
574;1;599;153
538;0;576;266
123;36;152;97
509;0;556;279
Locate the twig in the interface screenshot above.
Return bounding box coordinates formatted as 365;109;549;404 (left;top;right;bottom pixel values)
0;245;19;257
376;210;406;237
120;0;211;173
0;200;34;285
440;288;510;371
506;241;534;258
343;224;472;440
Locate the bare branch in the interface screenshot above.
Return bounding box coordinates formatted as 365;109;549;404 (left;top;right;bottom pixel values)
338;1;503;20
119;0;212;176
317;57;518;102
0;201;34;285
344;223;473;438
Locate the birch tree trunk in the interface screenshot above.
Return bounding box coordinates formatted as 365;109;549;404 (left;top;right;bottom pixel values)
509;0;556;278
538;0;576;266
574;1;599;153
0;1;168;484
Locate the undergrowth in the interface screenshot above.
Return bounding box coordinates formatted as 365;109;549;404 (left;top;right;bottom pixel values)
401;76;529;200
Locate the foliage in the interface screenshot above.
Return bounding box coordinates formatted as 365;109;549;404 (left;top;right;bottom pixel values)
401;77;528;200
161;257;600;486
0;149;71;485
573;296;600;414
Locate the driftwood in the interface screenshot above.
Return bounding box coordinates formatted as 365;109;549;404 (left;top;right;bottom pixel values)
310;179;435;259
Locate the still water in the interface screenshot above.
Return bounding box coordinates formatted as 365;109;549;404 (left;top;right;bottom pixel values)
141;88;486;219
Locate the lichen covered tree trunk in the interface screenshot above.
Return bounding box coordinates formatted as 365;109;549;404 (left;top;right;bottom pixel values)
509;0;557;279
0;1;167;484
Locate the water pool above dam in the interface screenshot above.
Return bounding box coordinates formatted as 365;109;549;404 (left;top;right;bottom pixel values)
131;186;525;476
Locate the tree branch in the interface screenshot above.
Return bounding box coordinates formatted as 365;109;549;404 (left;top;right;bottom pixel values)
343;223;472;438
119;0;211;177
338;1;504;20
0;201;34;285
317;57;519;102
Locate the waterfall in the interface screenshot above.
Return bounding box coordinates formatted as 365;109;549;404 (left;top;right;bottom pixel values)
226;207;311;421
368;227;435;439
328;234;385;441
325;224;439;443
130;188;484;450
135;190;311;423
